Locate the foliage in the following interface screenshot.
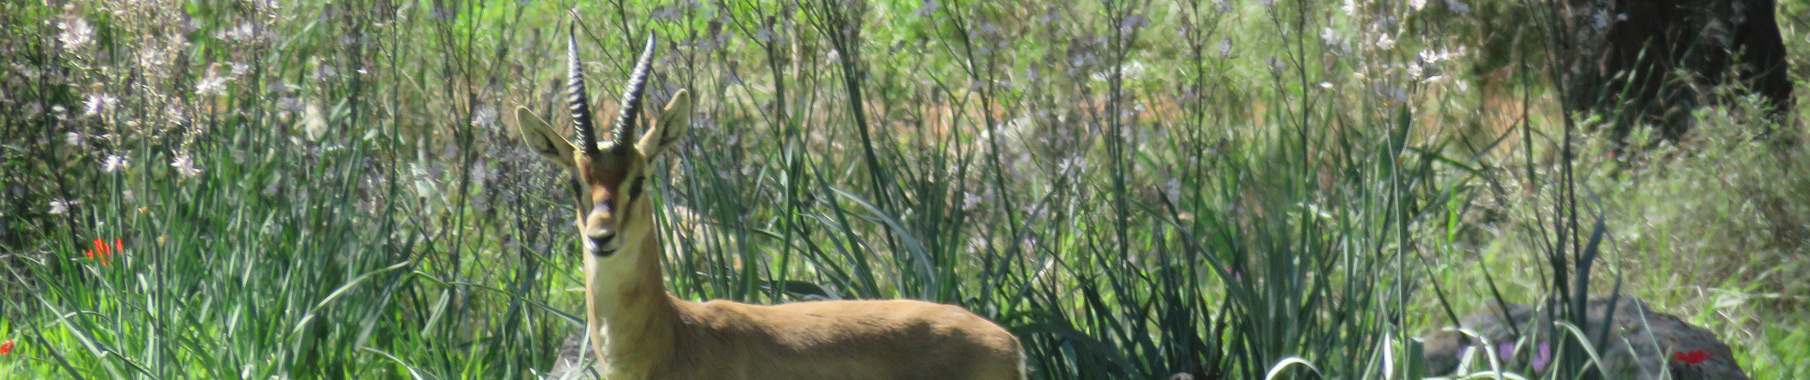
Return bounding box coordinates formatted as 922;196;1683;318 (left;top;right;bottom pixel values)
0;0;1802;378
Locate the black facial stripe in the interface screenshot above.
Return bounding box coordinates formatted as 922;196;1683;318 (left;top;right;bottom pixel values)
628;176;647;198
621;188;641;216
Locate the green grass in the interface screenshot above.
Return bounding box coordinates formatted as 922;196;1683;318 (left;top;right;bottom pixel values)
2;0;1805;379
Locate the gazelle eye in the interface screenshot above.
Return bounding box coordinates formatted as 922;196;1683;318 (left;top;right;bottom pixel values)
628;176;647;198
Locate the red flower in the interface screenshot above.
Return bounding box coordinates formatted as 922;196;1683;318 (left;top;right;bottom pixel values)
1673;350;1710;364
1;339;14;355
81;238;123;266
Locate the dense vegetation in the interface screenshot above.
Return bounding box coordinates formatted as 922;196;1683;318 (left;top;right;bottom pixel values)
1;0;1804;378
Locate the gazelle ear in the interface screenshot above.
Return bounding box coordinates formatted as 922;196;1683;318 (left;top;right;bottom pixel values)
515;106;578;169
636;89;692;159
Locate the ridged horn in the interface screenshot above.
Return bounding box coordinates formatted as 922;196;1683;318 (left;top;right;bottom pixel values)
612;34;656;147
567;23;600;157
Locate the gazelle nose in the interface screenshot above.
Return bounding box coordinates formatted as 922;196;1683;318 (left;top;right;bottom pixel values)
585;228;619;255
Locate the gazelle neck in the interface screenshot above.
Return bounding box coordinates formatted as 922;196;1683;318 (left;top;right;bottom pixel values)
583;230;679;375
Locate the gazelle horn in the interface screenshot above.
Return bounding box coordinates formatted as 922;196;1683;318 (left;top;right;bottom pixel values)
566;23;600;157
612;34;656;147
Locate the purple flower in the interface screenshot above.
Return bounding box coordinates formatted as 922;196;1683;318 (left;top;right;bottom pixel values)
1531;341;1552;372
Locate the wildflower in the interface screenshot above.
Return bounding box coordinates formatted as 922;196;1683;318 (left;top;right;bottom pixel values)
1056;156;1086;177
1673;350;1710;364
84;92;118;117
83;238;122;266
1320;27;1342;48
1375;34;1397;50
103;155;130;173
195;66;228;96
1530;341;1552;372
220;22;257;42
229;61;252;78
165;103;190;126
138;45;169;68
49;198;74;215
57;17;92;50
471;105;497;129
171;153;202;178
0;339;13;355
1591;11;1626;30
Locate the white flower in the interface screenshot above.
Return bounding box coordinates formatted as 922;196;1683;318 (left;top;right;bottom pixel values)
165;103;190;126
1319;82;1333;89
1375;34;1396;50
1591;11;1620;30
1418;49;1440;63
1321;27;1342;47
195;69;228;96
57;18;93;50
471;105;496;128
65;131;86;147
84;92;118;116
49;198;75;215
229;61;252;78
221;22;257;42
1057;156;1087;177
103;155;129;173
1409;0;1426;11
171;154;202;178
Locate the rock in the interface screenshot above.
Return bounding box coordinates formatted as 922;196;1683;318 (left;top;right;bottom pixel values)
545;331;600;380
1422;296;1748;380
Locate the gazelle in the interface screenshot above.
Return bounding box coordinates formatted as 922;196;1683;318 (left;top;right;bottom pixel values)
517;26;1026;380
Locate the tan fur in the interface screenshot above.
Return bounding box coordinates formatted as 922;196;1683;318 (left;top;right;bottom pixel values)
518;89;1025;380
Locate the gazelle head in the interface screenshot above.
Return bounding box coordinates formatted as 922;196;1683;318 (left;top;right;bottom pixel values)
514;27;691;271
